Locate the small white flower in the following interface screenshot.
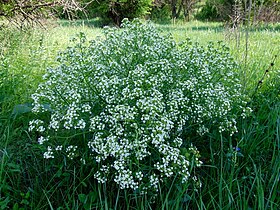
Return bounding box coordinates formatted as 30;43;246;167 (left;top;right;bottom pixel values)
55;145;63;151
43;146;54;159
38;136;49;145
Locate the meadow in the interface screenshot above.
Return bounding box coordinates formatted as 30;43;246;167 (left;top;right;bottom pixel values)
0;19;279;209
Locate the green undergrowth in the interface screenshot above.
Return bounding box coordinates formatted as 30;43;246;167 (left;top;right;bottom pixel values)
0;20;279;209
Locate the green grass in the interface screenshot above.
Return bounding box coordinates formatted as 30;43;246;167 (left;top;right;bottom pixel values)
0;20;279;209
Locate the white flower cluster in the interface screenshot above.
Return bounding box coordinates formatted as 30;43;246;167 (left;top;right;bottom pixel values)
29;19;250;193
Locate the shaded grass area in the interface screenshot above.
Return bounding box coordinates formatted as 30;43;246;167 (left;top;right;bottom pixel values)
0;20;279;209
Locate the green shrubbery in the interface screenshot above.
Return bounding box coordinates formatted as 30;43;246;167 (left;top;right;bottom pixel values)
0;19;279;209
28;19;250;195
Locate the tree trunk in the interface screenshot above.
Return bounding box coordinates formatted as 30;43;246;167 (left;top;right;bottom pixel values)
171;0;183;19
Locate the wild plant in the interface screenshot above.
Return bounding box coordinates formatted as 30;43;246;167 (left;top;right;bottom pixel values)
28;19;251;195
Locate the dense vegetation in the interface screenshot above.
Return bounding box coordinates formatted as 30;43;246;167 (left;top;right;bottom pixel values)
0;2;279;209
1;0;279;26
0;17;279;209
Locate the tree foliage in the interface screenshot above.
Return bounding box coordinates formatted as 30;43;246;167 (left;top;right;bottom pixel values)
170;0;198;20
88;0;153;26
149;0;198;21
196;0;280;22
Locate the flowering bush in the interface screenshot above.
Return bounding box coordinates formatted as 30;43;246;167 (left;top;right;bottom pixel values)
29;19;250;192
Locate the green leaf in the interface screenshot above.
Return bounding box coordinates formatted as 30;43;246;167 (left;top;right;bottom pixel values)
7;162;21;173
78;194;87;203
12;104;32;116
42;103;52;112
0;197;10;209
88;191;98;203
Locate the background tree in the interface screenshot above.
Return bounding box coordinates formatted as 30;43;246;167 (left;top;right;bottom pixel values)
149;0;171;22
0;0;83;28
88;0;153;26
150;0;198;22
196;0;280;22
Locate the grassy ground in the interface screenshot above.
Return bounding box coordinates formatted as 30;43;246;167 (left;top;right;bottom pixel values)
0;19;279;209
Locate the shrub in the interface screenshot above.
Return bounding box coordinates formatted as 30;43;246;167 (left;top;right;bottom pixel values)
29;19;250;194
